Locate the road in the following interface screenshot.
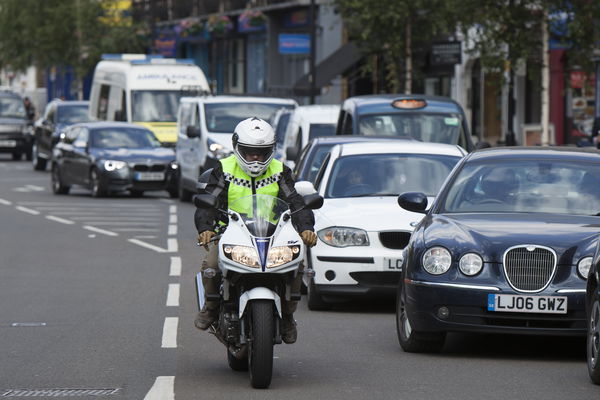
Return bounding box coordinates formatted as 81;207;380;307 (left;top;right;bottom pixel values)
0;155;597;400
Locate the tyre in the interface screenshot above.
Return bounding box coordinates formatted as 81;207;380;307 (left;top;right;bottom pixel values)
51;165;70;195
168;187;178;198
228;349;248;372
129;190;144;197
307;278;331;311
588;289;600;384
12;152;22;161
90;169;107;198
248;300;274;389
396;284;445;353
32;143;47;171
178;173;192;202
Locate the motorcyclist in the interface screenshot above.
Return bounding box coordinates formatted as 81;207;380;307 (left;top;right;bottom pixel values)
193;117;318;344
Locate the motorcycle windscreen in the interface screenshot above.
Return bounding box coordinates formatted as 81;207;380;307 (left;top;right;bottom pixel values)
229;194;289;237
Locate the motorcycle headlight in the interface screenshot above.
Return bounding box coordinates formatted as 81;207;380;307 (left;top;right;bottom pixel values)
208;139;232;159
223;245;260;268
578;256;593;279
267;245;300;268
422;247;452;275
318;227;369;247
103;160;127;172
459;253;483;276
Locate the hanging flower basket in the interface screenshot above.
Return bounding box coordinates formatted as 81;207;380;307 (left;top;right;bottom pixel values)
178;18;204;38
207;15;233;35
240;9;267;27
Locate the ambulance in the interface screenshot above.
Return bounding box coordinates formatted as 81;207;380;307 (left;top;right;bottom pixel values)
89;54;210;145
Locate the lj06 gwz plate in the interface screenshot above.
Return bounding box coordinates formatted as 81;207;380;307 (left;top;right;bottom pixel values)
487;293;567;314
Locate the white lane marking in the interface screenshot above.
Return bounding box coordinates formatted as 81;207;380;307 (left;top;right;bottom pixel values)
169;205;176;214
166;284;180;307
16;206;40;215
133;235;157;239
70;216;162;221
76;222;158;226
18;202;160;207
168;224;177;235
83;225;118;237
46;215;75;225
113;228;160;232
25;185;45;191
159;199;175;204
169;214;177;224
13;187;30;192
167;238;178;252
128;239;168;253
143;376;174;400
161;318;178;348
0;198;12;205
169;257;181;276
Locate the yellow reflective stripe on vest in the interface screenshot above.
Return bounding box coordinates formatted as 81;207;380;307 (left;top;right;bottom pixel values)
220;155;283;216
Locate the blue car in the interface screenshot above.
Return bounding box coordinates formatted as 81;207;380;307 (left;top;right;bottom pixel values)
335;94;477;151
396;147;600;352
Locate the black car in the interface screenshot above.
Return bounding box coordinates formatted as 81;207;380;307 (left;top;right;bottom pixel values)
292;136;415;183
396;147;600;353
51;122;178;197
587;240;600;384
32;99;90;170
0;90;32;160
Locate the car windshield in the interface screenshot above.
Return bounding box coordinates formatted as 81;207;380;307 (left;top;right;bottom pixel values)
358;112;464;145
131;90;181;122
204;103;294;133
302;143;335;182
309;123;335;140
443;159;600;215
0;97;25;118
56;105;90;124
326;153;460;198
90;128;161;149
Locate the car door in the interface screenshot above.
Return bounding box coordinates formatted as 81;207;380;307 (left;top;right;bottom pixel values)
176;101;194;185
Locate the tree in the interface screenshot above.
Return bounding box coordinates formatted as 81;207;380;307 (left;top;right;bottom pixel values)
0;0;148;89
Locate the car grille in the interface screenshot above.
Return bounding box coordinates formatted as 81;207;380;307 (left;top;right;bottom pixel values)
379;231;411;249
503;245;556;292
132;164;166;172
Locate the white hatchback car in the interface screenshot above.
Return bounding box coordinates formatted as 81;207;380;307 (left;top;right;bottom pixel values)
303;140;466;310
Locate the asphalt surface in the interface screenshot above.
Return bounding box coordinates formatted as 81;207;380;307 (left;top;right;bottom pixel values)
0;154;598;400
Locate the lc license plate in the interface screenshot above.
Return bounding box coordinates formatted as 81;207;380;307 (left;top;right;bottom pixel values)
0;140;17;147
383;257;402;270
487;294;567;314
134;172;165;181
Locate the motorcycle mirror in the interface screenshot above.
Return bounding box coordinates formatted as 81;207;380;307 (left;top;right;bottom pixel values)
303;193;324;210
194;193;217;209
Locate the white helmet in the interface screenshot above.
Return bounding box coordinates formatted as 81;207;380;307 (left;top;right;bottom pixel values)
232;117;276;177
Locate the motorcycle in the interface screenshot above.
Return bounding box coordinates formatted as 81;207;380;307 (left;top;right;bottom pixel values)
194;192;323;388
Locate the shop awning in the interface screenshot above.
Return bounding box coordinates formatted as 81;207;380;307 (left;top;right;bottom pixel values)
293;42;362;96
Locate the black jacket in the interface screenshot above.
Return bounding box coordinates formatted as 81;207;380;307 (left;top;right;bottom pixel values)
194;161;315;234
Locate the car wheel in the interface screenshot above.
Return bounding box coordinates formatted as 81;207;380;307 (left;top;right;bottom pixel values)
90;169;107;198
129;190;144;198
588;289;600;384
25;144;32;161
51;165;70;195
178;172;192;202
12;152;22;161
307;278;331;311
396;284;445;353
32;143;47;171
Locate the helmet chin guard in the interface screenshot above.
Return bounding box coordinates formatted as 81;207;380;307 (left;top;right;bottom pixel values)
232;117;276;177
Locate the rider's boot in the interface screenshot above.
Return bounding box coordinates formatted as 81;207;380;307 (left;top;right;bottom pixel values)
281;313;297;344
194;305;218;330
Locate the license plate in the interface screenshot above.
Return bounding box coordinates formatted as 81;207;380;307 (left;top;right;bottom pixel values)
487;294;567;314
0;140;17;147
383;257;403;270
134;172;165;181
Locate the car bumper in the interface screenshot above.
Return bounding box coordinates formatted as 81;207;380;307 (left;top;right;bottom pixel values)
100;168;178;192
0;134;30;153
404;279;587;336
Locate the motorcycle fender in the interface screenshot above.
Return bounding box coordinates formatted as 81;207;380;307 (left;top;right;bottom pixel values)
195;272;205;311
239;287;282;318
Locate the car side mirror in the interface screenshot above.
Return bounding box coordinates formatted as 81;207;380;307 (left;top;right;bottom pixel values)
286;146;299;162
303;193;324;210
194;193;217;209
398;192;428;213
186;125;201;139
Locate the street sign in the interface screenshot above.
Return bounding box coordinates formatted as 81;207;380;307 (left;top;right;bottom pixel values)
279;34;310;55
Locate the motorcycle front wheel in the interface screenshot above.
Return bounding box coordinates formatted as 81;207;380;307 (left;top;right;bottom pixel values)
248;300;274;389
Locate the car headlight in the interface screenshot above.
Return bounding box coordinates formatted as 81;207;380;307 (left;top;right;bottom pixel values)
267;245;301;268
318;227;369;247
459;253;483;276
103;160;127;172
208;139;232;159
422;247;452;275
223;245;260;268
169;161;179;170
578;256;593;279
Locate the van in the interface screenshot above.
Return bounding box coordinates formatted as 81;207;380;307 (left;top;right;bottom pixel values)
176;95;297;201
336;94;476;151
89;54;210;146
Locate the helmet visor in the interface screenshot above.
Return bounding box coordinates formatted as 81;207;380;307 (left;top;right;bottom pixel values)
238;144;273;162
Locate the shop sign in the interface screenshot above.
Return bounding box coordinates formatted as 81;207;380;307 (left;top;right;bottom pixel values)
279;34;310;55
430;42;462;66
